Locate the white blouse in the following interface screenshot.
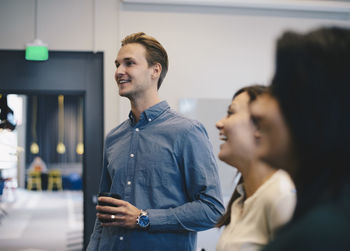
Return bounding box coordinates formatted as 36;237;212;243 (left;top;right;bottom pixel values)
216;169;296;251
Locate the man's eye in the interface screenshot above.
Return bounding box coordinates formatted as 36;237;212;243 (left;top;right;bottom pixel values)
227;111;233;117
125;61;134;66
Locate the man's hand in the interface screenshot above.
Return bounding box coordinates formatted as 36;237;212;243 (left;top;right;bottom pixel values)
96;196;141;229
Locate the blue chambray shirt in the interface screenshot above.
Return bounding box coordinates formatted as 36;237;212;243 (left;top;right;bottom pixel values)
87;101;224;251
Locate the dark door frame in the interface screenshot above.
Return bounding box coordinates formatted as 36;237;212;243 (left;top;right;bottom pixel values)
0;50;104;249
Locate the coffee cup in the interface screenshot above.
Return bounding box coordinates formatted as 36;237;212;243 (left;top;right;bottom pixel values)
97;192;121;223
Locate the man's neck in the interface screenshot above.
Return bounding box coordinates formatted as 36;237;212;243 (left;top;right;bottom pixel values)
129;93;161;122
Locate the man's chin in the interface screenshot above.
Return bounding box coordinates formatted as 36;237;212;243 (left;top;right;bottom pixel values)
119;90;132;98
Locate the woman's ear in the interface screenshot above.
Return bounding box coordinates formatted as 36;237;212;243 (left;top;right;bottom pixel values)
254;128;261;145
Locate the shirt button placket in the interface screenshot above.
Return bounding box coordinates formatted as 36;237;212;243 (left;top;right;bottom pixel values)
125;150;135;200
125;127;138;202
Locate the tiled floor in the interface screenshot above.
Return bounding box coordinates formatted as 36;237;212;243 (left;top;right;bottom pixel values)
0;189;83;251
0;188;226;251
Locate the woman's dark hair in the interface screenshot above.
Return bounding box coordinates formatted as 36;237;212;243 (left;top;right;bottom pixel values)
216;84;268;228
271;27;350;218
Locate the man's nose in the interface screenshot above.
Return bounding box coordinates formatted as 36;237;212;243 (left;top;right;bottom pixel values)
115;70;124;82
116;64;125;75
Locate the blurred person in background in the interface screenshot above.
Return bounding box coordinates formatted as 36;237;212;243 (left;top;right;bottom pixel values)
250;27;350;251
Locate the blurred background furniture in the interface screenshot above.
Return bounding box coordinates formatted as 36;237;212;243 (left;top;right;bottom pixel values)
47;169;62;191
27;170;42;191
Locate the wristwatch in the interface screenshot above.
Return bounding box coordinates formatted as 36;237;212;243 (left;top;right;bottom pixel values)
136;209;150;230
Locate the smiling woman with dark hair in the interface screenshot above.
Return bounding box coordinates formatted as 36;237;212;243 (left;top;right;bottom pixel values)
215;85;296;251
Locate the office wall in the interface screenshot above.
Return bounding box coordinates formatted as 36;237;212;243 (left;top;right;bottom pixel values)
1;0;349;134
117;2;350;120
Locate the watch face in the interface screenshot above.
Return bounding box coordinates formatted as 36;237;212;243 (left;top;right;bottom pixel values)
138;215;150;228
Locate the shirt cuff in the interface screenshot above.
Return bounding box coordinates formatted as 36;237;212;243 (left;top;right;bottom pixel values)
147;208;182;231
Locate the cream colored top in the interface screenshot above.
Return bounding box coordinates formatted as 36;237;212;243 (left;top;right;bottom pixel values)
216;169;296;251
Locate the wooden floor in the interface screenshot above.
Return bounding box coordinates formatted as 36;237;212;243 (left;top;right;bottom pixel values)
0;189;83;251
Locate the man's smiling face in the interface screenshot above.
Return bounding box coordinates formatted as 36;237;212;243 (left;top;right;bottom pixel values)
114;43;155;99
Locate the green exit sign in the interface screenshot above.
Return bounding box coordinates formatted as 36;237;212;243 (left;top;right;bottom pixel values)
25;39;49;61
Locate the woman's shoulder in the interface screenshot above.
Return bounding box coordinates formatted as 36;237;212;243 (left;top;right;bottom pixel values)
257;170;296;232
264;203;350;251
300;202;350;231
259;169;296;202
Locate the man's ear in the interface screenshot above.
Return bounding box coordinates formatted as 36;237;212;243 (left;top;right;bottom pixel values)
151;63;162;80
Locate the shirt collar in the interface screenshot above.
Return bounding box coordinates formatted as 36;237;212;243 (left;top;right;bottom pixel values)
128;100;170;126
236;183;245;198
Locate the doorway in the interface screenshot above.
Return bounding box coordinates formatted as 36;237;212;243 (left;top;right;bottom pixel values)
0;50;104;249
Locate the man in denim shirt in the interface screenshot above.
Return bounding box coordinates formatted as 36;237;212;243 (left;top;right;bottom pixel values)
87;32;224;251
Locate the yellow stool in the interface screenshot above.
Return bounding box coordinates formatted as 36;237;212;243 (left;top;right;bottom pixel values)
27;170;42;191
48;169;63;191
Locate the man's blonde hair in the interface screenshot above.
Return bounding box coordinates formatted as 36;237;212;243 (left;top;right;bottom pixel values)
122;32;168;89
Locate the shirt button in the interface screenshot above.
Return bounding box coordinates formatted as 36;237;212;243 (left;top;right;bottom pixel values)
127;181;131;185
135;128;139;132
148;118;152;122
120;236;124;241
130;153;134;158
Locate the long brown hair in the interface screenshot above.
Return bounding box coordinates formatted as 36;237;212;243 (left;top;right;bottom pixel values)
216;84;268;228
